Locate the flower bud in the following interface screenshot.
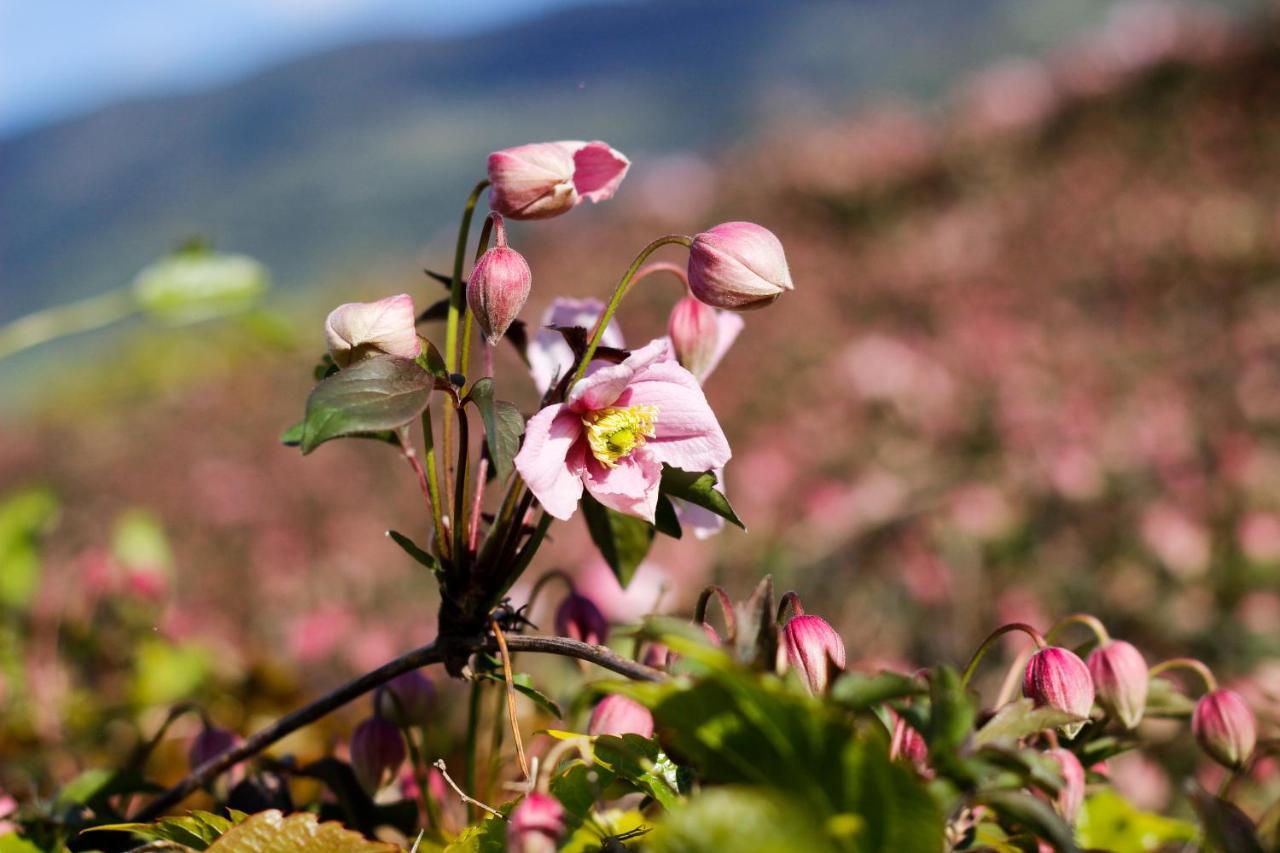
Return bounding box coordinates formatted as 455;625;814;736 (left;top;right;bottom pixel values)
587;694;655;739
189;724;241;770
468;244;532;346
687;222;794;311
489;141;629;221
889;711;929;774
668;296;721;380
374;669;437;727
1087;640;1148;730
1192;688;1257;770
350;715;406;794
507;792;566;853
324;294;420;367
554;592;609;646
1022;647;1094;738
1046;748;1085;824
782;614;846;695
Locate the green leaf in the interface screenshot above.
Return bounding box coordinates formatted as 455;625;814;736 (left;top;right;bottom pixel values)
418;339;450;382
1077;789;1197;851
647;788;836;853
1187;783;1264;853
467;378;525;483
843;735;946;852
975;698;1085;747
300;356;433;454
387;530;441;575
592;734;681;810
660;467;744;529
0;835;42;853
829;672;925;713
976;791;1078;853
477;672;563;718
581;493;654;588
926;666;975;758
444;814;508;852
279;419;305;446
88;810;239;850
56;768;162;810
131;638;212;706
654;494;682;539
132;248;268;325
204;810;399;852
112;509;172;572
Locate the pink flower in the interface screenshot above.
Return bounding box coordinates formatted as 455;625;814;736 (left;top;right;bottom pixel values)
782;614;846;694
488;140;630;220
507;792;566;853
324;294;420;367
687;222;794;310
1023;647;1095;739
528;297;624;395
588;694;655;738
667;296;744;382
514;339;730;522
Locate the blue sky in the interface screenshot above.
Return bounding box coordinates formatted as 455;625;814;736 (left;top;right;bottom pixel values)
0;0;622;135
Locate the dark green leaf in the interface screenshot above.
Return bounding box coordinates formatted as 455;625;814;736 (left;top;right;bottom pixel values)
417;339;450;382
975;698;1085;747
504;318;530;367
1187;782;1263;853
56;768;161;810
654;494;682;539
926;666;976;758
660;467;744;530
477;672;563;718
829;671;926;713
467;378;525;482
387;530;441;575
977;791;1079;853
582;493;654;588
593;734;681;810
300;357;432;454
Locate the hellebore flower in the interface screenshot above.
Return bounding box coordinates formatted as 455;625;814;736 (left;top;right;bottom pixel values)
375;669;437;727
555;592;609;646
687;222;794;311
350;715;406;794
528;297;625;395
588;694;655;738
507;792;566;853
488;141;630;220
1192;688;1257;770
1046;748;1086;824
1087;640;1148;730
514;339;731;522
667;295;745;382
782;614;847;694
324;293;420;367
1023;647;1095;739
468;217;532;345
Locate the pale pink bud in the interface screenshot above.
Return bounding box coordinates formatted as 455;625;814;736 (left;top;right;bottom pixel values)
467;243;532;346
1022;647;1095;738
1087;640;1148;730
554;593;609;646
1193;688;1257;770
587;694;655;739
507;792;565;853
668;296;721;380
324;294;420;367
374;669;437;727
782;614;846;695
350;715;405;794
488;140;630;221
1046;748;1085;824
687;222;794;311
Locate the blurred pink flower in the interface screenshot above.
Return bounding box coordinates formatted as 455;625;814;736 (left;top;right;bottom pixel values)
1140;503;1211;578
288;606;354;664
1237;511;1280;564
573;557;670;623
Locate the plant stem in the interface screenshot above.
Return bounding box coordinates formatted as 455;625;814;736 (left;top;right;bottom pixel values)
1045;613;1111;647
421;412;450;561
960;622;1047;688
570;234;692;386
463;679;483;823
1149;657;1218;694
453;406;472;568
0;288;138;360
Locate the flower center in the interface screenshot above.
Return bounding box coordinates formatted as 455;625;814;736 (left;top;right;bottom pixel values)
583;405;658;468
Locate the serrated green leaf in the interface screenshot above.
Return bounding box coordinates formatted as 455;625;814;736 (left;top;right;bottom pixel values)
205;809;398;852
387;530;441;574
581;493;654;588
660;467;744;529
300;356;432;454
975;698;1085;747
467;378;524;482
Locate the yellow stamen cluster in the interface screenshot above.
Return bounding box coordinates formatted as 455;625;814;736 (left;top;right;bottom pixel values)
583;405;659;468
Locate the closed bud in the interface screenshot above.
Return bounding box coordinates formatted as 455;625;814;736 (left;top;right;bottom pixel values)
350;715;406;794
668;296;721;380
189;724;241;770
1022;647;1095;738
1046;748;1085;824
554;592;609;646
488;140;629;221
1192;688;1257;770
688;222;794;311
587;694;655;739
889;711;929;775
1087;640;1148;730
782;614;846;695
468;234;532;346
507;792;565;853
374;669;437;727
324;294;420;367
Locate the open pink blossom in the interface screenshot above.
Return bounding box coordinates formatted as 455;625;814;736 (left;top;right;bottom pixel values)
528;298;624;395
514;339;730;522
488;141;630;220
324;294;420;367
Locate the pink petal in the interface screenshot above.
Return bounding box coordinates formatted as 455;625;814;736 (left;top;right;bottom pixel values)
487;143;577;220
701;311;745;382
324;293;419;366
572;141;631;203
617;359;731;472
513;404;585;520
583;448;663;523
567;338;669;412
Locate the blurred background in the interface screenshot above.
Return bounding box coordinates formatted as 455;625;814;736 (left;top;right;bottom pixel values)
2;0;1279;817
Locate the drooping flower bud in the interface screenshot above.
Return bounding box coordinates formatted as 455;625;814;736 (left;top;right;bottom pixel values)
587;694;655;739
1087;640;1148;730
554;592;609;646
374;669;437;727
1192;688;1257;770
350;715;406;794
782;614;846;695
668;296;721;380
467;218;532;345
1046;748;1086;824
507;792;566;853
488;140;630;221
324;293;420;367
1022;647;1095;738
189;723;241;770
687;222;794;311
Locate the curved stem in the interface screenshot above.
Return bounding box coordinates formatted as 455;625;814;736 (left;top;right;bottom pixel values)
1149;657;1218;694
570;234;692;386
445;180;491;375
525;570;576;614
131;633;664;821
960;623;1046;688
421;412;450;561
1045;613;1110;647
776;591;805;623
694;585;737;643
632;261;689;289
0;288;138;360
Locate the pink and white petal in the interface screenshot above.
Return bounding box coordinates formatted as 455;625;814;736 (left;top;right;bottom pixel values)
582;450;663;523
618;361;731;471
528;298;625;395
566;339;669;412
572;141;631;203
513;404;585;520
699;311;745;382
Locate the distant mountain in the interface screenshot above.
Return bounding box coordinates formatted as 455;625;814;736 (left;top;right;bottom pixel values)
0;0;1149;323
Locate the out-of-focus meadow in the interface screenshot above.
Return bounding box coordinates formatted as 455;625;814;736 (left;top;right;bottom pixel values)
2;0;1279;821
